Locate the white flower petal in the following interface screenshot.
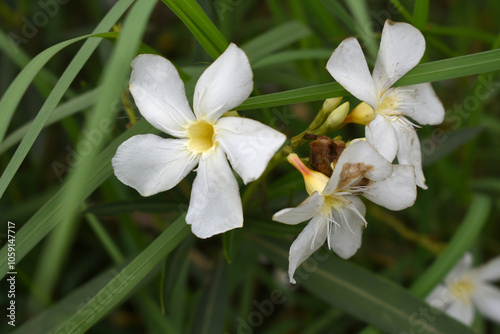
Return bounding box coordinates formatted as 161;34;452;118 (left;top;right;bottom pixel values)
129;54;195;137
372;20;425;94
392;122;427;189
363;165;417;211
446;253;474;282
329;196;366;259
326;37;378;109
193;43;253;122
426;284;453;310
216;116;286;184
112;135;198;196
445;300;475;325
365;114;398;162
288;216;327;284
472;283;500;323
186;148;243;238
475;256;500;282
273;192;324;225
324;139;392;194
395;83;445;125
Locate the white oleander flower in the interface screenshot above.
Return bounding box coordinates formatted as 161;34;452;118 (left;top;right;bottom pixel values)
272;140;416;283
326;20;445;189
426;252;500;326
112;43;286;239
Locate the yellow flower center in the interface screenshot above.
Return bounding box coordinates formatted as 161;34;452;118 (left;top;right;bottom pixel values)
378;92;401;117
186;120;215;153
449;278;475;304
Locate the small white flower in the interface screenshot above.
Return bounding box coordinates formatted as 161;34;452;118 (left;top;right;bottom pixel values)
326;20;445;189
426;252;500;326
112;43;286;239
273;140;416;283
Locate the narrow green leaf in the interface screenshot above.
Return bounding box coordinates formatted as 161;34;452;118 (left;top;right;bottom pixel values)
413;0;430;30
0;89;98;155
191;258;228;334
160;0;228;59
251;235;474;334
237;49;500;110
253;49;333;69
54;215;189;333
241;21;312;63
344;0;378;59
410;194;492;298
0;119;157;281
223;228;242;264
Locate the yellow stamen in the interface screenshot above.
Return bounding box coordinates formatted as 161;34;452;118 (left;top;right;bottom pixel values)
186;120;215;153
449;278;475;304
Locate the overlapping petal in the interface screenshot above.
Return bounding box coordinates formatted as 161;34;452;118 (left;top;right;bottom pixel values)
326;37;378;109
288;216;327;284
372;20;425;94
112;135;198;196
129;55;195;137
395;83;445;125
186;148;243;239
193;43;253;122
216;116;286;184
323;139;392;194
273;192;323;225
363;165;417;211
329;196;366;259
393;122;427;189
365;114;398;162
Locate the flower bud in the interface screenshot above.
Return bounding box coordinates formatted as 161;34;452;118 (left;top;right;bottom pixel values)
344;102;376;125
287;153;329;195
316;101;349;134
309;97;343;130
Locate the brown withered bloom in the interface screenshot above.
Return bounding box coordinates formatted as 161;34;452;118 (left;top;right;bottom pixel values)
305;134;345;177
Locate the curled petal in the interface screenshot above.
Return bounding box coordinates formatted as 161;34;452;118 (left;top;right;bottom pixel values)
216;116;286;184
193;43;253;122
395;83;445;125
112;135;198;196
186;148;243;238
129;54;195;137
273;192;324;225
392;122;427;189
326;37;378;109
363;165;417;211
329;196;367;259
288;216;327;284
372;20;425;95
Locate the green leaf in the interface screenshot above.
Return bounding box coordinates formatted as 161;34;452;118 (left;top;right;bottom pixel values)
413;0;430;30
253;49;333;69
160;0;228;59
0;119;156;281
237;48;500;110
54;215;189;333
241;21;312;63
223;228;242;264
190;258;228;334
422;126;484;166
410;194;492;298
344;0;378;59
0;89;99;155
251;235;474;334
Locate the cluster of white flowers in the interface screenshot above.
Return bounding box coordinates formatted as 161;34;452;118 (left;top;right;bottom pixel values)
111;19;498;325
273;20;444;282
